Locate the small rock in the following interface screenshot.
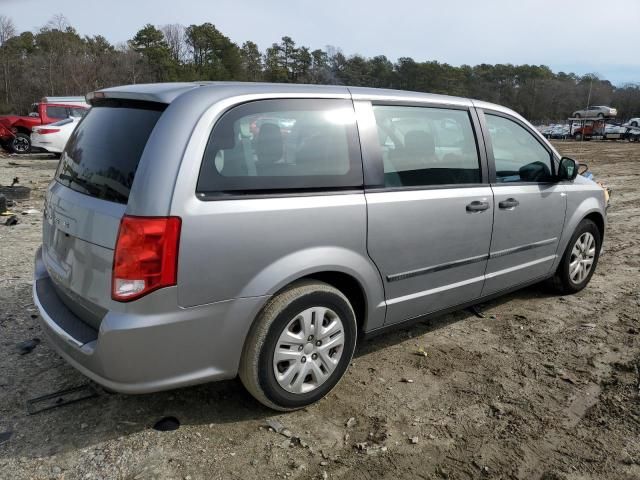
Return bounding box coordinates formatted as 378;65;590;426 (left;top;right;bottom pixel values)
52;466;62;474
410;436;419;444
345;417;356;428
322;472;328;480
581;323;596;328
81;423;88;430
320;461;329;466
401;378;414;383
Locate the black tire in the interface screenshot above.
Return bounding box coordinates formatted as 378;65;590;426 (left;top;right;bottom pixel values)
597;113;605;119
574;113;581;118
550;219;601;294
631;121;638;127
9;133;31;154
574;132;582;141
239;280;357;411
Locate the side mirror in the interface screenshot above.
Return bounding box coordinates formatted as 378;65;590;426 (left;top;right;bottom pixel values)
558;157;578;181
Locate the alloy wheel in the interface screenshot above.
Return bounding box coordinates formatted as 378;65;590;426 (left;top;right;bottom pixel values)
273;306;345;394
569;232;596;284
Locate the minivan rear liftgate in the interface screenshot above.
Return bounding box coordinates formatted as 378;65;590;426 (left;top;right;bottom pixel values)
37;99;167;345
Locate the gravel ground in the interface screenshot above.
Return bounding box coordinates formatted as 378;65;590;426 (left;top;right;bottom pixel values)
0;141;639;480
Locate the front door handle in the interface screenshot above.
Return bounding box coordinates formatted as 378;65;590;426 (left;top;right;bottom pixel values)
498;198;520;209
466;200;490;212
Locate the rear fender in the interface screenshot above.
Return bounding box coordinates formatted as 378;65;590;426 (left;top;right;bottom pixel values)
237;247;386;332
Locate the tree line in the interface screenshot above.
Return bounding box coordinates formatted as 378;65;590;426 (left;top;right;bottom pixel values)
1;14;639;122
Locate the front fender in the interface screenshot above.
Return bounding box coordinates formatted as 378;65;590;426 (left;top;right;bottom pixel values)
238;246;386;331
552;185;606;271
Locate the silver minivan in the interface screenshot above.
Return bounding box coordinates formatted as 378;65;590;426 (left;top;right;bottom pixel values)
34;83;606;410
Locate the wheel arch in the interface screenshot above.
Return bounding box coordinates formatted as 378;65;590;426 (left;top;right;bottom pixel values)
554;192;606;273
238;247;386;335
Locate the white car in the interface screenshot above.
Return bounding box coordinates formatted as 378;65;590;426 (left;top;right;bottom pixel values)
627;118;640;127
31;117;80;155
572;105;617;118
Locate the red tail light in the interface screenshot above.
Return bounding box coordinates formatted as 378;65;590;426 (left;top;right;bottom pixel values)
112;215;181;302
38;128;61;134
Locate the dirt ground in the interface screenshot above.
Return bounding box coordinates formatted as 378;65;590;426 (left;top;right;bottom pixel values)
0;140;638;480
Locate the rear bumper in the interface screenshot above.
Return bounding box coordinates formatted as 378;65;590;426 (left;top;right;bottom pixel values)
33;246;268;394
31;139;59;153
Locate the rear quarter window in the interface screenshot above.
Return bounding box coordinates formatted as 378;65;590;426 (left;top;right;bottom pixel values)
196;99;363;196
55;100;165;204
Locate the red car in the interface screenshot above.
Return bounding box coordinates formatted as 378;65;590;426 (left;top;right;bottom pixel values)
0;98;88;154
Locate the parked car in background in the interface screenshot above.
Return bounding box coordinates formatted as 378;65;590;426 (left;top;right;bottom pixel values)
0;96;89;154
549;124;571;139
628;117;640;127
34;82;607;411
31;116;81;156
572;106;617;118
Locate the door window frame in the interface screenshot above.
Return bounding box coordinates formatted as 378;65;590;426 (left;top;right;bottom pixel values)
477;108;559;186
355;100;489;191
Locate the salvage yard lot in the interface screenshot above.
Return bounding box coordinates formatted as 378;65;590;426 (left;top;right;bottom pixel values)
0;141;639;480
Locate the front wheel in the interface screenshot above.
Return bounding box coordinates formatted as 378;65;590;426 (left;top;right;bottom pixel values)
239;281;357;411
9;133;31;154
550;219;601;294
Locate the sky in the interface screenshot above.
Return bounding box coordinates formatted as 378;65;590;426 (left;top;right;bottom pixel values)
1;0;639;85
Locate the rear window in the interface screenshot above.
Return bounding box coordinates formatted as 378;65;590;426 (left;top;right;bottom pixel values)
55;100;165;204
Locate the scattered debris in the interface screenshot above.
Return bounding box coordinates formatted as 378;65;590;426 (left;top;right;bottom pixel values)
22;209;40;215
27;384;98;415
4;215;18;226
16;338;40;355
414;347;428;357
153;416;180;432
266;418;292;437
401;378;414;384
345;417;356;428
467;305;485;318
558;371;578;384
355;442;388;455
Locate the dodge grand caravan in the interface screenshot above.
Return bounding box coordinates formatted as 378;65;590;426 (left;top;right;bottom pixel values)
34;82;606;410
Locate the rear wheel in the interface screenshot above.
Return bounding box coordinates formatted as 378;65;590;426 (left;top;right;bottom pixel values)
550;219;601;294
631;121;638;127
239;281;357;411
597;113;605;119
574;113;581;118
9;133;31;154
574;132;583;141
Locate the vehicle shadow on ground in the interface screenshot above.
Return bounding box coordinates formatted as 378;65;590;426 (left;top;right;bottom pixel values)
0;283;553;460
356;282;556;357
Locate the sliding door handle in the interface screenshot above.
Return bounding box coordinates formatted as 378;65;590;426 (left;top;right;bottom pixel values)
498;198;520;209
466;200;490;212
